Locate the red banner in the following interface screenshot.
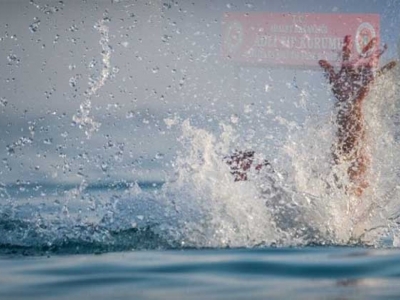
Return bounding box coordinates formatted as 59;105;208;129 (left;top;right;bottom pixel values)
221;13;380;68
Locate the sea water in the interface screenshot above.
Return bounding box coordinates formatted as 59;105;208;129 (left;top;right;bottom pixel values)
2;247;400;300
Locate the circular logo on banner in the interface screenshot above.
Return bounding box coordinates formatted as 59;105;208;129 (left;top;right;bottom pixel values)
225;21;243;54
355;22;376;54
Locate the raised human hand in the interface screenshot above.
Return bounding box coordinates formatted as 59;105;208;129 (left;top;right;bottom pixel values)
319;35;397;103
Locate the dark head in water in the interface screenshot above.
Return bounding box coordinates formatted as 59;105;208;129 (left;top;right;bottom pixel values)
225;150;272;181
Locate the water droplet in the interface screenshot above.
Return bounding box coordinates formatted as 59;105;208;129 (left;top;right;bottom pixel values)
88;59;96;69
69;74;81;88
155;153;164;160
126;110;134;118
114;151;123;162
162;3;172;9
162;34;172;43
101;162;108;172
0;97;7;107
62;205;69;216
29;18;41;33
152;67;160;74
244;104;253;114
179;77;185;88
43;138;53;145
7;54;20;65
230;114;239;124
69;77;77;88
6;146;14;156
112;66;120;74
68;24;79;32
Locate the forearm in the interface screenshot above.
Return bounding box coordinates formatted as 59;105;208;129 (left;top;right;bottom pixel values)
353;86;369;106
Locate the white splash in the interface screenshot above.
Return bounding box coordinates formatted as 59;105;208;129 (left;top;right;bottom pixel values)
283;68;400;245
160;120;277;248
156;67;400;248
72;18;111;138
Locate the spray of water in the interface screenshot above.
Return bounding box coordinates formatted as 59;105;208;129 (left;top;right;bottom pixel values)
156;120;278;248
154;66;400;248
72;17;111;138
293;67;400;245
2;29;399;252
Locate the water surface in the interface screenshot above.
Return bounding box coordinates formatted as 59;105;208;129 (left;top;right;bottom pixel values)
1;247;400;300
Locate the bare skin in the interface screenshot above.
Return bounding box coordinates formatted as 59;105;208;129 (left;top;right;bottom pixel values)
319;35;397;196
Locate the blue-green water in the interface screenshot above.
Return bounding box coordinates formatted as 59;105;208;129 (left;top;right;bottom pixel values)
1;248;400;300
1;179;400;299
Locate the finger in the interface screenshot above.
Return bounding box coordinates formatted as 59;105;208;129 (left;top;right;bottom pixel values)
376;61;397;77
361;37;378;55
342;35;352;62
319;60;336;82
354;86;370;105
375;44;388;59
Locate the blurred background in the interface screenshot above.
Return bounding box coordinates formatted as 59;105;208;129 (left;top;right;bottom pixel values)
0;0;399;186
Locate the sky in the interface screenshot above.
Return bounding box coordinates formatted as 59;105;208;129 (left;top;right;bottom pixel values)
0;0;399;186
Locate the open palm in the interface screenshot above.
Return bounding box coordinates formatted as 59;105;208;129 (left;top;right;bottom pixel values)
319;35;396;104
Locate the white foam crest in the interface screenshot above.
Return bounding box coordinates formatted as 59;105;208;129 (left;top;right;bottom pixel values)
72;18;111;138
